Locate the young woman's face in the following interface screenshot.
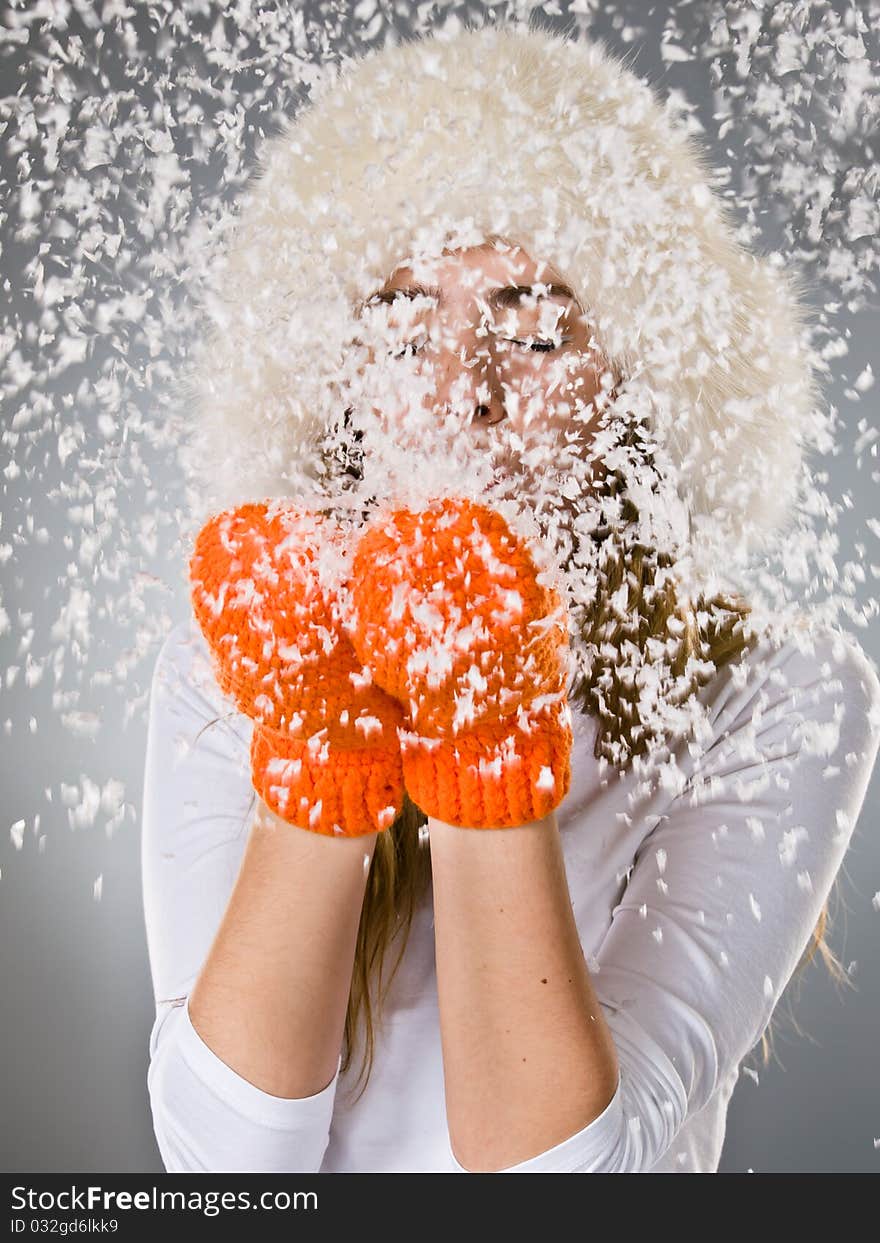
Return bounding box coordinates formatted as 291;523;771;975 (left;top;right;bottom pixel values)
357;239;615;489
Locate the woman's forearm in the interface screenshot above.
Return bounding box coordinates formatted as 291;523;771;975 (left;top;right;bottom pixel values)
429;812;620;1172
187;796;376;1100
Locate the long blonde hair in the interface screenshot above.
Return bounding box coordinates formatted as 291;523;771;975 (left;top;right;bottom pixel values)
324;416;851;1102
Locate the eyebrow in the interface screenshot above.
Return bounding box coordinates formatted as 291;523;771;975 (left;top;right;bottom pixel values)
366;281;580;309
489;283;579;310
366;282;442;306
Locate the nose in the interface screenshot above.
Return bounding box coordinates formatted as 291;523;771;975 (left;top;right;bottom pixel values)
447;339;507;429
472;402;505;426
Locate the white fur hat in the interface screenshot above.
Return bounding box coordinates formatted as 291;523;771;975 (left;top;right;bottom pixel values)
180;22;822;579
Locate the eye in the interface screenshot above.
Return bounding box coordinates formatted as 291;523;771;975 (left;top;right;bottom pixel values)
391;337;428;359
507;336;573;353
388;324;434;359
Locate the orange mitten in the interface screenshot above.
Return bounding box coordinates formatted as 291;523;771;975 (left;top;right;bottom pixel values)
189;501;406;837
348;497;573;829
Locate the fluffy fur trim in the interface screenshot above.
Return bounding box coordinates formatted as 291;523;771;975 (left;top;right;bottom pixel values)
180;23;822;569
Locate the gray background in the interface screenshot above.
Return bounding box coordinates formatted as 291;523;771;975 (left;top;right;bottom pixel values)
1;2;878;1172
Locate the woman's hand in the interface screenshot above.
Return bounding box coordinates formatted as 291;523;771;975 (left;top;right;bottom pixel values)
347;495;573;828
189;500;406;836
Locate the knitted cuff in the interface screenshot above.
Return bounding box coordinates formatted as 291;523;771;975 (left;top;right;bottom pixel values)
250;723;405;837
400;699;573;829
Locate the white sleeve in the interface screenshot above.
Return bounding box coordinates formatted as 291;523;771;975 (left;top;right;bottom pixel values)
141;619;341;1174
463;628;880;1173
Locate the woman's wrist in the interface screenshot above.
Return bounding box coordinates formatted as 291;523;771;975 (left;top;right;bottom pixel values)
251;794;381;864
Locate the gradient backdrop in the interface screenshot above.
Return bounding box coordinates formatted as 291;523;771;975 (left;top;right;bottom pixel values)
1;1;877;1172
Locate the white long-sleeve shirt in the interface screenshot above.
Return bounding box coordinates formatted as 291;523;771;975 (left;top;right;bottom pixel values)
141;612;880;1173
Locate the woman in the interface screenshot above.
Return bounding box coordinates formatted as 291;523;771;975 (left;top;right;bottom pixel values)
142;24;880;1172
